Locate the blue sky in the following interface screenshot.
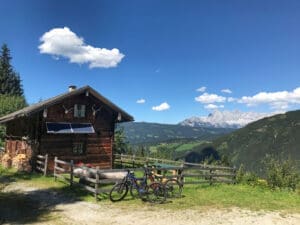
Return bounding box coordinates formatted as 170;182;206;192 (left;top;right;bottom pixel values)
0;0;300;123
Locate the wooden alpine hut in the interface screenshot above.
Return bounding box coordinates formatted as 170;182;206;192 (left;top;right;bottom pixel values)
0;85;134;171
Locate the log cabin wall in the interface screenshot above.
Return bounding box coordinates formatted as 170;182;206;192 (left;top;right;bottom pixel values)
39;92;116;170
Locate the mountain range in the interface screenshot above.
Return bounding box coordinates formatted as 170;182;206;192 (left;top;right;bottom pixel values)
119;122;234;144
179;110;274;128
206;110;300;173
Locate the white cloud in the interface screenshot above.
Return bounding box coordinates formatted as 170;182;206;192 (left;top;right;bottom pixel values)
136;99;146;104
221;89;232;94
196;86;206;92
227;97;236;102
152;102;170;111
204;104;224;110
195;93;226;104
238;87;300;110
39;27;124;68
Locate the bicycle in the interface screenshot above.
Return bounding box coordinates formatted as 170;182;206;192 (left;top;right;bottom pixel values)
148;166;183;198
109;168;166;204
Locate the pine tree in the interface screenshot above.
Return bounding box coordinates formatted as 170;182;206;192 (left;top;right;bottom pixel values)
0;44;26;147
0;44;24;96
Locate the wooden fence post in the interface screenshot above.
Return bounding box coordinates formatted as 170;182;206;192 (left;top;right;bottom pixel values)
95;166;99;201
209;169;213;185
145;157;148;167
43;154;48;176
54;156;57;181
132;155;135;168
120;153;123;168
233;166;237;184
70;160;74;187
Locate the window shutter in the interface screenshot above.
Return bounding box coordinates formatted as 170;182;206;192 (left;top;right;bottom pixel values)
74;104;78;117
81;105;86;117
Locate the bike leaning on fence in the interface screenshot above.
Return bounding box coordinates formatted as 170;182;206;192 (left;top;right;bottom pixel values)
109;168;166;204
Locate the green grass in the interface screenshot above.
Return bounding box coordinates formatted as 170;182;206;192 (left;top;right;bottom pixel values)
1;166;300;215
113;183;300;213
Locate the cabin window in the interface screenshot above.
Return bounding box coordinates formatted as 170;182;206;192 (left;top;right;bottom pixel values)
73;142;85;155
74;104;86;118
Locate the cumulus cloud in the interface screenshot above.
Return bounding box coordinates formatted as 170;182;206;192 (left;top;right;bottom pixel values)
136;99;146;104
38;27;124;68
204;104;225;110
152;102;170;111
196;86;207;92
227;97;236;102
238;87;300;110
221;89;232;94
195;93;226;104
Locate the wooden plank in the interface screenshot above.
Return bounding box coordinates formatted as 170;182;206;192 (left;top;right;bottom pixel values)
99;178;122;184
55;159;71;165
76;183;97;193
80;176;97;183
183;180;210;184
37;155;46;159
183;162;234;171
95;166;100;200
211;173;235;178
36;166;45;172
44;154;48;176
55;166;67;172
36;160;45;165
183;174;209;177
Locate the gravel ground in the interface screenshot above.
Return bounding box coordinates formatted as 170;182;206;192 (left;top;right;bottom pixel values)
2;183;300;225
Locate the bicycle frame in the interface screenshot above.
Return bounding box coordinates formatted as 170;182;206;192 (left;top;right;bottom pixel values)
124;170;148;195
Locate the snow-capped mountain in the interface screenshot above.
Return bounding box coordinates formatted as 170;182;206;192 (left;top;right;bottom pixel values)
179;110;275;128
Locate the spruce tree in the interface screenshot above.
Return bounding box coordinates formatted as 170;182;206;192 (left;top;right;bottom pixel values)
0;44;26;147
0;44;24;96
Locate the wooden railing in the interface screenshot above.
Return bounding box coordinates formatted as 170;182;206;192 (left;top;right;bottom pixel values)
114;154;236;185
54;156;74;185
52;155;236;200
35;154;48;176
114;153;183;168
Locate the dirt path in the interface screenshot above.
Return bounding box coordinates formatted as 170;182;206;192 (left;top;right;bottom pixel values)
2;183;300;225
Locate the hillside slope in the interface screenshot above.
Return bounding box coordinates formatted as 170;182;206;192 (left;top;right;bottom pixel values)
211;110;300;172
118;122;234;144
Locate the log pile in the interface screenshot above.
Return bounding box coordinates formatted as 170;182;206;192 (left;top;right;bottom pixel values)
1;153;31;172
12;154;31;172
1;154;12;168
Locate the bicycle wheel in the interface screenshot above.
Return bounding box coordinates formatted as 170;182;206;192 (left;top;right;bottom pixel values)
109;182;128;202
129;185;139;199
164;179;183;198
146;182;166;204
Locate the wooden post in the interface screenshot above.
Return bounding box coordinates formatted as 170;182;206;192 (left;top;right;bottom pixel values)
209;169;213;185
70;160;74;187
145;157;148;167
43;154;48;176
121;153;123;168
132;154;135;168
54;156;57;181
95;166;99;201
233;166;237;184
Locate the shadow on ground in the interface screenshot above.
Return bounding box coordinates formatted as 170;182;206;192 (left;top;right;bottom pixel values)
0;170;96;224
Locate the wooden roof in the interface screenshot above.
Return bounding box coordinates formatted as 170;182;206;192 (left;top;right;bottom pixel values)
0;85;134;123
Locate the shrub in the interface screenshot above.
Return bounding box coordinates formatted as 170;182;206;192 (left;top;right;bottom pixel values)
263;155;300;191
236;164;245;183
235;164;260;186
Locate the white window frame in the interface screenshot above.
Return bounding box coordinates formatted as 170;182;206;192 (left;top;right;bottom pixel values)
74;104;86;118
